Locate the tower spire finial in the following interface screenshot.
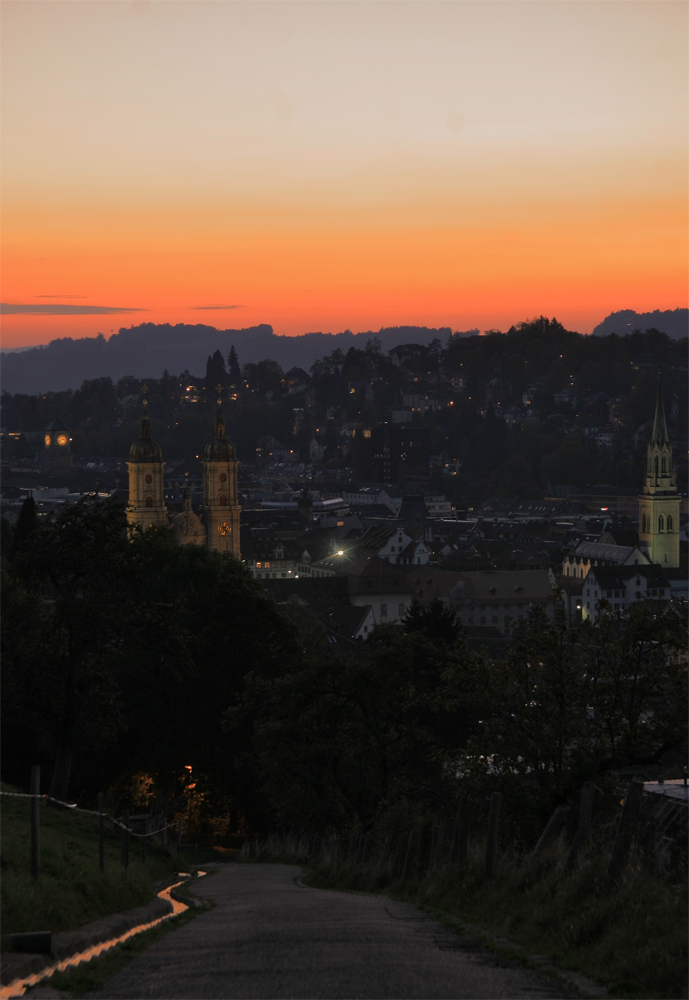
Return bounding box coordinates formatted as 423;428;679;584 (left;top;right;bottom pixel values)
651;372;669;445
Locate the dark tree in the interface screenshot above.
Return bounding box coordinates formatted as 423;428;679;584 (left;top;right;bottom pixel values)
228;345;241;385
403;598;463;645
205;350;227;388
12;497;39;558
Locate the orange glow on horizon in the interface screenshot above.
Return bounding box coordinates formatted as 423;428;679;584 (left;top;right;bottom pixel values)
1;2;687;350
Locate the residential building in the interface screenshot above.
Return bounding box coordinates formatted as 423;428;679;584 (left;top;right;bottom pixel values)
449;570;555;632
582;565;672;621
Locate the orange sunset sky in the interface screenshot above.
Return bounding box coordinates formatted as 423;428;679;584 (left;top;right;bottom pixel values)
1;1;687;349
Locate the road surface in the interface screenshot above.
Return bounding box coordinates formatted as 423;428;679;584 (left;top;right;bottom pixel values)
88;863;572;999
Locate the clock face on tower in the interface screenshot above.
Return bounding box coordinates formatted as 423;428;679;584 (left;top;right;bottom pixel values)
57;434;68;446
218;522;231;536
44;434;51;447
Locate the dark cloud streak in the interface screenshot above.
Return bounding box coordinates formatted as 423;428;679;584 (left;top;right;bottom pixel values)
1;303;144;316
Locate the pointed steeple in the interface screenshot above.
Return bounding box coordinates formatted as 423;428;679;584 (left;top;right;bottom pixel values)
215;404;226;440
651;374;669;445
139;409;152;439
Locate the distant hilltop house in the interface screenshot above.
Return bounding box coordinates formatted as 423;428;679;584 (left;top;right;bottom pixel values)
284;367;311;394
388;343;429;367
126;402;241;558
484;378;511;406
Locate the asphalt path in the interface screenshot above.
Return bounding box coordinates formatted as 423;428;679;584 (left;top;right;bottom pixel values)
88;863;572;999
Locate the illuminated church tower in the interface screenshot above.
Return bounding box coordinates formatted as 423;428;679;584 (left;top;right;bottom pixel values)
203;396;240;557
127;401;168;530
638;376;680;568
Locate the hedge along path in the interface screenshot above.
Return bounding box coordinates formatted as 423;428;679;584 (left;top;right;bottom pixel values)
0;873;206;999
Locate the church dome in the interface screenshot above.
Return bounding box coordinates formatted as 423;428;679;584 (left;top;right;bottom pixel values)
129;412;163;463
204;407;236;462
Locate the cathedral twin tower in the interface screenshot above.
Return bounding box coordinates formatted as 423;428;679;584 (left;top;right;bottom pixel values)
127;401;241;558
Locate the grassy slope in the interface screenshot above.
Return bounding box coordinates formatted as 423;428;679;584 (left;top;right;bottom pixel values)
247;834;688;1000
1;784;176;935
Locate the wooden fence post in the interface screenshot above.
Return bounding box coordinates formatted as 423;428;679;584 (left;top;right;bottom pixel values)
567;781;595;869
30;766;40;879
529;806;567;863
430;827;438;869
451;799;470;866
377;831;392;875
606;780;644;886
401;831;414;881
392;831;405;875
98;793;105;871
485;792;501;878
356;833;364;863
416;827;427;879
435;818;446;865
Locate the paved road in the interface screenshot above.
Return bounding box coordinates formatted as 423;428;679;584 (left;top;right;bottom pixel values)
89;864;572;999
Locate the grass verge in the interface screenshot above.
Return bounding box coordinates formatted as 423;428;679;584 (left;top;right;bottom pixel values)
28;900;203;996
1;783;177;935
243;833;687;1000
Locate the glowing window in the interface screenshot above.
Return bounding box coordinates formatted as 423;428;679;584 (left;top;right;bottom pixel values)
145;497;153;508
44;434;51;447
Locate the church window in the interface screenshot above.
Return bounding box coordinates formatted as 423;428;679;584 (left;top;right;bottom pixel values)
145;497;153;508
219;494;228;506
220;473;227;483
662;457;667;473
667;515;673;531
658;515;664;532
655;456;659;478
145;474;152;484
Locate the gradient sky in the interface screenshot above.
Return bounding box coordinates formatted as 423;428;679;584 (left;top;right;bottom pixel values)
2;0;687;348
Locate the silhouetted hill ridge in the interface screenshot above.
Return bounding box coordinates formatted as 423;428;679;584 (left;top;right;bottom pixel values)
1;323;452;394
591;308;687;340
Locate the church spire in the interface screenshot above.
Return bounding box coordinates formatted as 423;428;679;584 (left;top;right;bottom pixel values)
651;374;669;445
214;384;226;440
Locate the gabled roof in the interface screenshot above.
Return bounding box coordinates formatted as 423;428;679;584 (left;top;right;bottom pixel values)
45;417;71;431
587;565;670;589
449;570;554;602
347;555;411;596
569;541;647;565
